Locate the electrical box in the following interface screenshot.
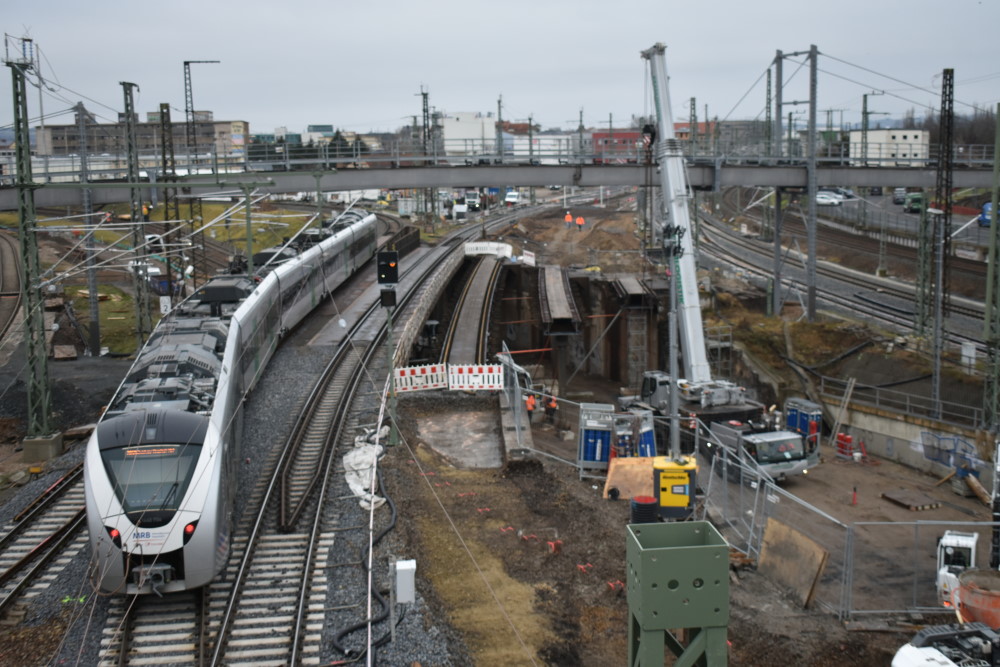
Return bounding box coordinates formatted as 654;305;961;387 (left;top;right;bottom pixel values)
377;251;399;284
396;559;416;604
653;456;698;520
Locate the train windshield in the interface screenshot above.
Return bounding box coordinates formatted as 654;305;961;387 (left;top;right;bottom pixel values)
101;443;202;514
754;436;805;464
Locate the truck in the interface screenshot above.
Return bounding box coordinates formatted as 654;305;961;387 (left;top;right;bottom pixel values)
466;190;481;212
893;623;1000;666
903;192;926;214
450;196;469;221
621;370;760;450
706;420;816;482
936;530;979;607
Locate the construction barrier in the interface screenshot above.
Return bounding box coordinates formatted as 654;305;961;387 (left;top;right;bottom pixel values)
394;364;449;392
447;364;505;391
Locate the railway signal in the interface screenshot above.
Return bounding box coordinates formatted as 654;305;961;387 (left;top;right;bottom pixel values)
377;251;398;284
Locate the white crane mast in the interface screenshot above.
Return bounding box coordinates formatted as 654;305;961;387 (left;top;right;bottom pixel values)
641;43;712;384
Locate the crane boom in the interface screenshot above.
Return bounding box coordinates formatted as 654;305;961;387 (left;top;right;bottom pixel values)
641;43;711;384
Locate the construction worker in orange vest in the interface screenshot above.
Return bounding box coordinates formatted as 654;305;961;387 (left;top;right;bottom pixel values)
576;215;585;231
525;393;536;422
545;395;558;425
564;211;573;229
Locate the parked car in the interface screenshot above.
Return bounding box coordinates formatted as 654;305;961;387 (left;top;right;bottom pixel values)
892;188;907;204
816;192;842;206
869;186;883;196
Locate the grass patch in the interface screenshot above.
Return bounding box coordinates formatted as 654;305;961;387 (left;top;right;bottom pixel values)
68;284;161;356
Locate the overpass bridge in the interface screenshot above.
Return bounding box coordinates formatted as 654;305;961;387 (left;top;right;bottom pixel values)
1;162;994;211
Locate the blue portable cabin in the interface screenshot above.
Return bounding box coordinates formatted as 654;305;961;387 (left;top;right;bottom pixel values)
784;397;823;445
578;403;615;470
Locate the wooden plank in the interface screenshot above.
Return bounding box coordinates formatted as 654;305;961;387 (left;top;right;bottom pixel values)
602;457;654;500
934;469;956;487
966;474;992;506
757;517;829;608
880;488;942;511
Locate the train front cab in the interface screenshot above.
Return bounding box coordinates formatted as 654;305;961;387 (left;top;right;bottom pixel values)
86;409;225;595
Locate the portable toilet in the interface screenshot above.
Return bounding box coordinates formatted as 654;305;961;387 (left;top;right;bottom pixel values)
630;409;657;457
578;403;615;471
784;397;823;445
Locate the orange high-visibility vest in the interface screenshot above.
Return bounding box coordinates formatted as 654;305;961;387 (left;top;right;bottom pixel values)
525;395;535;411
576;216;584;226
564;212;573;224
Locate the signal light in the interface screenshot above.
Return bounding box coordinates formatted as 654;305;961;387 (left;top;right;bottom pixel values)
106;527;122;548
377;251;399;284
183;521;198;545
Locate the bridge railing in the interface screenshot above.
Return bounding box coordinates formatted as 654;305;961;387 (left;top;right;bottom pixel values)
817;375;984;430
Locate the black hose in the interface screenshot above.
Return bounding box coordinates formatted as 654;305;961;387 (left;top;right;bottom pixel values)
330;465;399;660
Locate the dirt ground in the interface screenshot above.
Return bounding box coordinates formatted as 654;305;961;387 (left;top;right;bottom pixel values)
387;386;945;665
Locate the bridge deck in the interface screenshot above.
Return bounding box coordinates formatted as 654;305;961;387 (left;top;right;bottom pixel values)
539;265;580;335
447;256;498;364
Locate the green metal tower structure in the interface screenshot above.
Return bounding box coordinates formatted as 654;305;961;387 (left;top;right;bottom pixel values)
184;60;218;288
122;82;152;349
6;42;53;438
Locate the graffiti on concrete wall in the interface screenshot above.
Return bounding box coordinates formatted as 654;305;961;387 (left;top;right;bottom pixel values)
920;431;985;474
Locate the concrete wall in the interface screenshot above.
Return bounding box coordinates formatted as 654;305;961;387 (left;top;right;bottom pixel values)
827;401;994;490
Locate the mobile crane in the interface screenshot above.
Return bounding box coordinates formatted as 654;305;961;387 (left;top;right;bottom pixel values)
626;45;805;478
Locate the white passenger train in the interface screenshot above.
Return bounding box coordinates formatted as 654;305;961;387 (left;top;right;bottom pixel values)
84;210;378;595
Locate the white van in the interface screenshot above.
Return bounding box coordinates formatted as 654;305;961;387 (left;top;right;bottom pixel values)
504;190;520;206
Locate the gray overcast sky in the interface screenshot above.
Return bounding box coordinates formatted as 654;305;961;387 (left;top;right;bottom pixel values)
3;0;999;136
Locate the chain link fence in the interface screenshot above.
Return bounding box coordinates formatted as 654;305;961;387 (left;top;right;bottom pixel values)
698;443;999;620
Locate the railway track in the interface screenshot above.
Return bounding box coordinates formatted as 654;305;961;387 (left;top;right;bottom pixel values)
719;188;989;309
699;221;987;352
0;464;88;621
0;231;22;343
440;255;503;364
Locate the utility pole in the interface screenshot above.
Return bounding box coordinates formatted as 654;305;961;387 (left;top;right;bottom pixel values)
159;102;180;302
420;86;434;221
774;50;783;158
776;46;819;321
689;98;698;154
6;38;55;441
529;114;536;205
577;108;585;162
122;81;152;349
861;92;887;167
930;69;955;420
76;102;101;356
183;59;219;287
806;44;818;322
982;103;1000;431
496;94;503;163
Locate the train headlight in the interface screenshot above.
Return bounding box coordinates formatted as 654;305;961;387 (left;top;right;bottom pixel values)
183;520;198;545
106;527;122;549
